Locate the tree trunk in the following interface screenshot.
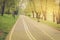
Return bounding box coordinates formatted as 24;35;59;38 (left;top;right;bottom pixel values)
56;12;60;24
43;11;46;20
56;2;60;24
35;11;38;18
1;0;6;16
53;11;55;22
32;11;34;18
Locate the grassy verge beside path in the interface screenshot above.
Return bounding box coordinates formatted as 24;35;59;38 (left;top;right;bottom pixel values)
0;14;18;40
31;17;60;31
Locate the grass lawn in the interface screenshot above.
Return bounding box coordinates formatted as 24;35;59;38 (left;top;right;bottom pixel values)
40;19;60;31
31;17;60;31
0;14;18;40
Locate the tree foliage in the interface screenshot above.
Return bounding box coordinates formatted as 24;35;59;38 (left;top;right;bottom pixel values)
25;0;60;24
0;0;21;16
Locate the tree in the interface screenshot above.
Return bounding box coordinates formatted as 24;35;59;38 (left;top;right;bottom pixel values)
55;0;60;24
29;0;36;18
1;0;6;16
57;3;60;24
42;0;47;20
0;0;21;16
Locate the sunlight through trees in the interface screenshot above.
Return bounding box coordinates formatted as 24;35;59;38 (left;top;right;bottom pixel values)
24;0;60;24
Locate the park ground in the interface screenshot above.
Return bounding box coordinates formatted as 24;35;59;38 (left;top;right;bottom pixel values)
5;15;60;40
0;14;18;40
0;14;60;40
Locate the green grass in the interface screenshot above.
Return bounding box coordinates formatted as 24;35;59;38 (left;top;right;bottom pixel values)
40;19;60;30
0;14;18;40
31;17;60;31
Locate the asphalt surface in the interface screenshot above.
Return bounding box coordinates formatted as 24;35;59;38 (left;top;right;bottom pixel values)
6;15;60;40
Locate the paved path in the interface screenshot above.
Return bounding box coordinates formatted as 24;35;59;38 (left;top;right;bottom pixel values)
6;15;60;40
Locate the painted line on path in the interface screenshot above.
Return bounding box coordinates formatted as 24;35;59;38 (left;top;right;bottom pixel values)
9;16;20;40
22;16;36;40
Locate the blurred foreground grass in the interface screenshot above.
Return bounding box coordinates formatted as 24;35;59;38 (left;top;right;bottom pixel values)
0;14;18;40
